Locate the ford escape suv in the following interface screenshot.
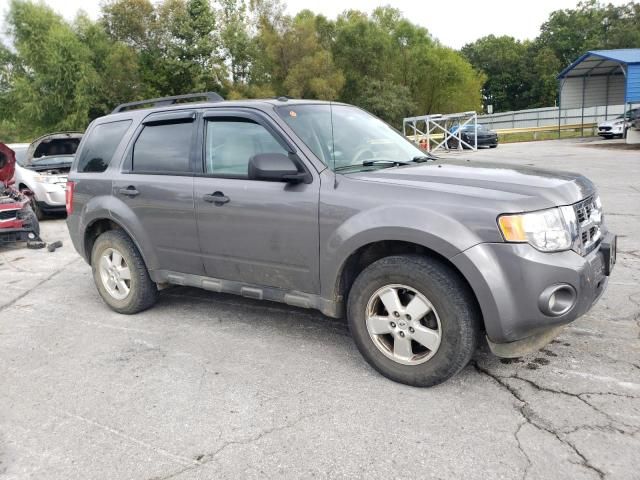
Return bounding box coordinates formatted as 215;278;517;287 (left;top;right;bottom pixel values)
66;92;616;387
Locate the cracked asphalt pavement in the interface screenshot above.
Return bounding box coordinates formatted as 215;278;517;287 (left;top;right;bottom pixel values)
1;138;639;479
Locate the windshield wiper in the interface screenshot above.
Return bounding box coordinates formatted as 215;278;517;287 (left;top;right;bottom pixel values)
334;159;413;172
411;153;439;162
361;159;411;167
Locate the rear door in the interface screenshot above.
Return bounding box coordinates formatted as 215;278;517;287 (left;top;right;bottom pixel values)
113;111;204;275
193;109;320;294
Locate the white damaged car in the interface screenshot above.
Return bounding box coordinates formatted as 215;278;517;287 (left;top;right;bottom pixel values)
597;108;639;139
12;132;82;219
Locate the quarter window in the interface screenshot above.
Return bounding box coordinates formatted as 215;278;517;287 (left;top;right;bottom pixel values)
77;120;131;173
205;119;288;178
133;122;194;173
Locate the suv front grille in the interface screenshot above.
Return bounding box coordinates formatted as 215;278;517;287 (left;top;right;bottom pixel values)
0;209;18;222
573;196;602;255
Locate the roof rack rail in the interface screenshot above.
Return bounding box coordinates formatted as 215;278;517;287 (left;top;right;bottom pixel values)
111;92;224;114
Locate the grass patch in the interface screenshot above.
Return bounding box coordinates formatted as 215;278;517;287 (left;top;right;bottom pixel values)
499;128;596;144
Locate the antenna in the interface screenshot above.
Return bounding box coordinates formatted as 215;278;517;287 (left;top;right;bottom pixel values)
329;102;337;188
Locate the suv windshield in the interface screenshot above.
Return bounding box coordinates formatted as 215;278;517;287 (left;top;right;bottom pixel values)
276;104;426;172
12;146;28;166
31;155;74;167
461;124;487;131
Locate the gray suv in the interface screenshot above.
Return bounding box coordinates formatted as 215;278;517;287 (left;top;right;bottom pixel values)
66;93;617;387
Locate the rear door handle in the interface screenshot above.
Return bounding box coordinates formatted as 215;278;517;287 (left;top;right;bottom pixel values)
118;186;140;197
203;191;230;205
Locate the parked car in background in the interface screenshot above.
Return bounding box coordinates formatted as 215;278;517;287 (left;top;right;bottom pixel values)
597;108;639;139
12;132;82;219
447;124;498;149
0;143;40;245
632;108;640;130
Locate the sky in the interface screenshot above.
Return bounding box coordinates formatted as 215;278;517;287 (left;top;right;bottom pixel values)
0;0;632;49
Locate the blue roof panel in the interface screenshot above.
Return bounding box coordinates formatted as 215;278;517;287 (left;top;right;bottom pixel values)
558;49;640;79
589;49;640;64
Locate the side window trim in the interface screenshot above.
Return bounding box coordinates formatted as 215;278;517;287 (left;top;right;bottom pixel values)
198;109;311;181
142;111;196;126
121;114;197;176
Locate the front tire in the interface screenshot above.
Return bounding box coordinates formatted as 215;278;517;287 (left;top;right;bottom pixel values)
91;230;158;314
347;254;480;387
31;198;45;220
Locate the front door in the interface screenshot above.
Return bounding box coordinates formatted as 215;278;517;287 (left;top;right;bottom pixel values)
194;111;320;294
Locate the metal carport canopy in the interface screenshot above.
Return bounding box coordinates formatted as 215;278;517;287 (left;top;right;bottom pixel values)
557;49;640;114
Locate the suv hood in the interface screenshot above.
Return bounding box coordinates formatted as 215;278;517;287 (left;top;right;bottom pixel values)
25;132;82;167
598;119;625;127
348;160;595;211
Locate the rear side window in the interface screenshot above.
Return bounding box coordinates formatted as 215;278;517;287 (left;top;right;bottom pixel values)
77;121;131;173
132;122;194;173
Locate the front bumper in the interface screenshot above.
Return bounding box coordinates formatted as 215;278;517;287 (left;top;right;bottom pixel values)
598;128;623;136
36;200;67;215
0;227;40;245
35;184;66;207
452;233;614;353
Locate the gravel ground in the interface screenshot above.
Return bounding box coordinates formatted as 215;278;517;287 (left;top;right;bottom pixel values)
1;137;638;480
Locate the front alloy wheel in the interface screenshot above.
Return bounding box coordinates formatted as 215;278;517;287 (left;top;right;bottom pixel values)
366;284;442;365
347;254;480;387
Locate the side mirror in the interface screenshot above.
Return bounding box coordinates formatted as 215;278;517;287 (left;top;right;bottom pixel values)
248;153;308;183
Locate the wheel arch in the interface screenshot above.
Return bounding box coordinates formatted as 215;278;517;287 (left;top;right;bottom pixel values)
331;239;484;333
83;216;155;272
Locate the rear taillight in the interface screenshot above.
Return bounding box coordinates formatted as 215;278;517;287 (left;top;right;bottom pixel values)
65;180;75;215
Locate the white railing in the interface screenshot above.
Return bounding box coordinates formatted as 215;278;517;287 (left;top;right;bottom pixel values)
478;104;625;130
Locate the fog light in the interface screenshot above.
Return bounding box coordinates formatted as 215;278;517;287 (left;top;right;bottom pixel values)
538;284;577;316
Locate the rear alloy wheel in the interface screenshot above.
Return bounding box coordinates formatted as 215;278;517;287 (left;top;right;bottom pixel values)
98;248;132;300
91;230;158;314
348;254;480;387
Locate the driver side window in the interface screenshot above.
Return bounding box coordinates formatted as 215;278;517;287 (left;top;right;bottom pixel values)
205;118;288;178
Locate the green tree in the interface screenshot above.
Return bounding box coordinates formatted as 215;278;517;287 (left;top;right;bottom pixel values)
76;13;145;117
333;8;483;122
153;0;224;94
255;10;344;99
101;0;156;50
1;0;99;135
219;0;254;86
461;35;530;112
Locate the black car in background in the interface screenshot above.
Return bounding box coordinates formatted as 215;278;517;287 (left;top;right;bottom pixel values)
447;124;498;149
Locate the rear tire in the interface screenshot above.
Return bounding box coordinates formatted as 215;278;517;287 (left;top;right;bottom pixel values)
91;230;158;314
347;254;480;387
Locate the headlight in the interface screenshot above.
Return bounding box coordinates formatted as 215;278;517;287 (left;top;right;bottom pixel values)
498;207;573;252
34;175;62;184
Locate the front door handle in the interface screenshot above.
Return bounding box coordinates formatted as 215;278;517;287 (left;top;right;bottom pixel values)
118;186;140;197
203;191;230;205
